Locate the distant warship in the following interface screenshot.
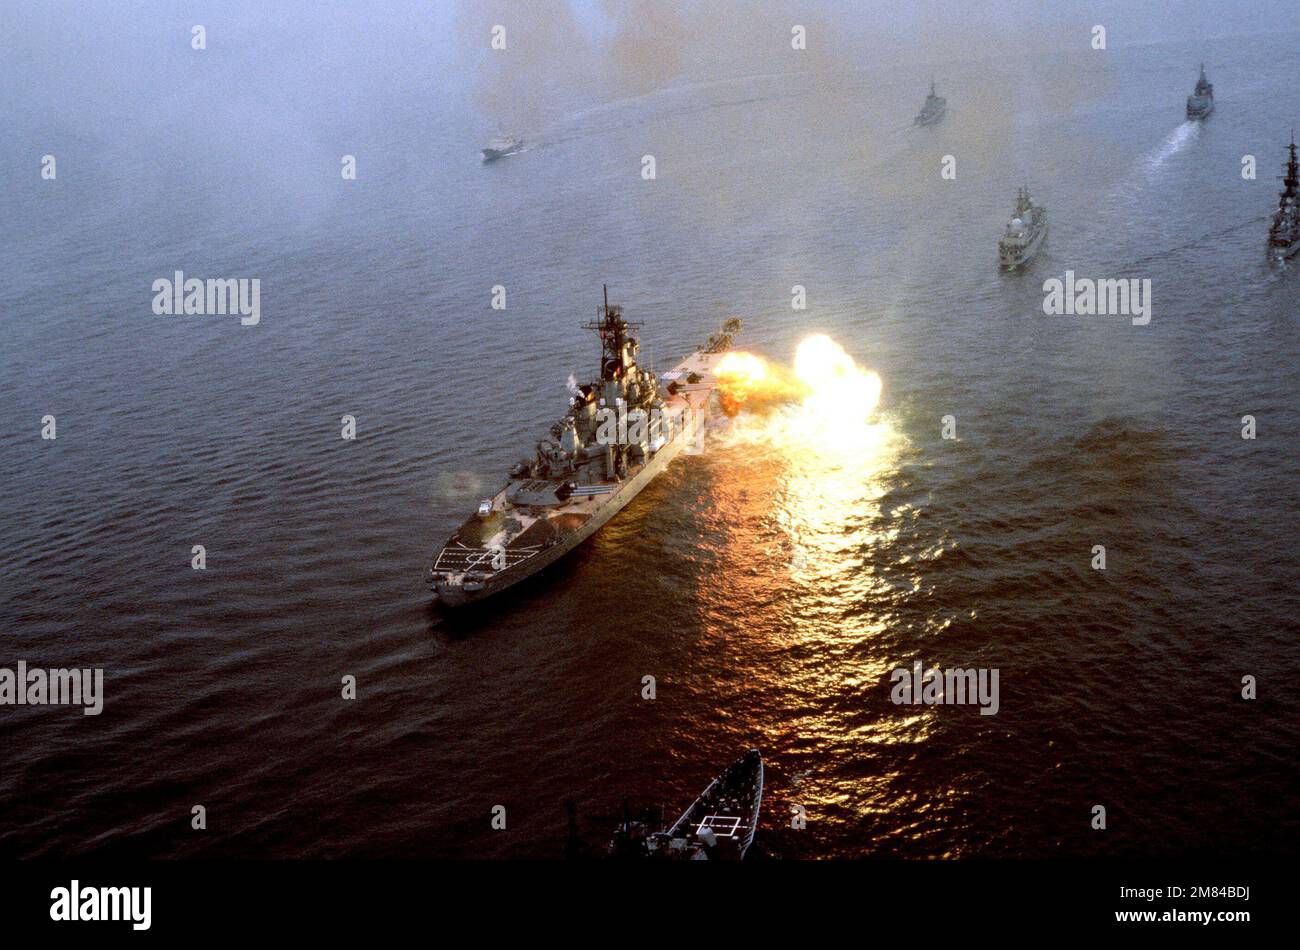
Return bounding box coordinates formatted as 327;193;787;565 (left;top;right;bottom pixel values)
1268;134;1300;260
1186;64;1214;120
481;134;524;162
914;81;947;127
429;289;739;606
609;750;764;860
998;187;1048;269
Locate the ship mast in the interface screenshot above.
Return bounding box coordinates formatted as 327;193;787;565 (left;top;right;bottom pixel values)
583;284;643;382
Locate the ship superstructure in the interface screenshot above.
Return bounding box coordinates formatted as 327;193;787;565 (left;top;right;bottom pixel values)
997;186;1048;269
1186;64;1214;120
1268;134;1300;260
429;290;737;606
914;80;947;127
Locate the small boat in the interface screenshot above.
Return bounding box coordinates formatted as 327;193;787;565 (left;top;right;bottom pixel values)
610;750;764;860
1186;63;1214;120
481;135;524;163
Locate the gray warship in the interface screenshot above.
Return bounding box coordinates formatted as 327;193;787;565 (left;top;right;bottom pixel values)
1268;134;1300;260
609;750;764;860
998;186;1048;269
481;134;524;162
429;290;739;607
914;81;946;127
1186;64;1214;120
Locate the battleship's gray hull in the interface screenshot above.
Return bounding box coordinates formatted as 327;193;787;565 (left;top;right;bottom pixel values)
433;427;694;607
1186;97;1213;120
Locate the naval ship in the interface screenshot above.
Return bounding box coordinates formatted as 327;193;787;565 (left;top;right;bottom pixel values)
1267;134;1300;260
429;290;739;606
609;750;764;860
481;134;524;162
1186;64;1214;120
998;187;1048;268
914;81;947;127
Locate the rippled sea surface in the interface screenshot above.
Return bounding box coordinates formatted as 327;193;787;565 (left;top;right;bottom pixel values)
2;27;1298;858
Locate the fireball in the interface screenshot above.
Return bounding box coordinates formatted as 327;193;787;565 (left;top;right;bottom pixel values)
716;350;804;413
716;351;770;390
714;334;882;434
793;334;882;430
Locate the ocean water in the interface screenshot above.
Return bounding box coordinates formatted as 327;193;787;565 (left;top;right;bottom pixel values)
1;22;1298;858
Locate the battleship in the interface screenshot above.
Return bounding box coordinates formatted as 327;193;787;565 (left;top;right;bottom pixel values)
1267;134;1300;260
429;290;739;606
1186;64;1214;120
481;134;524;162
998;187;1048;269
914;80;947;127
609;750;764;860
